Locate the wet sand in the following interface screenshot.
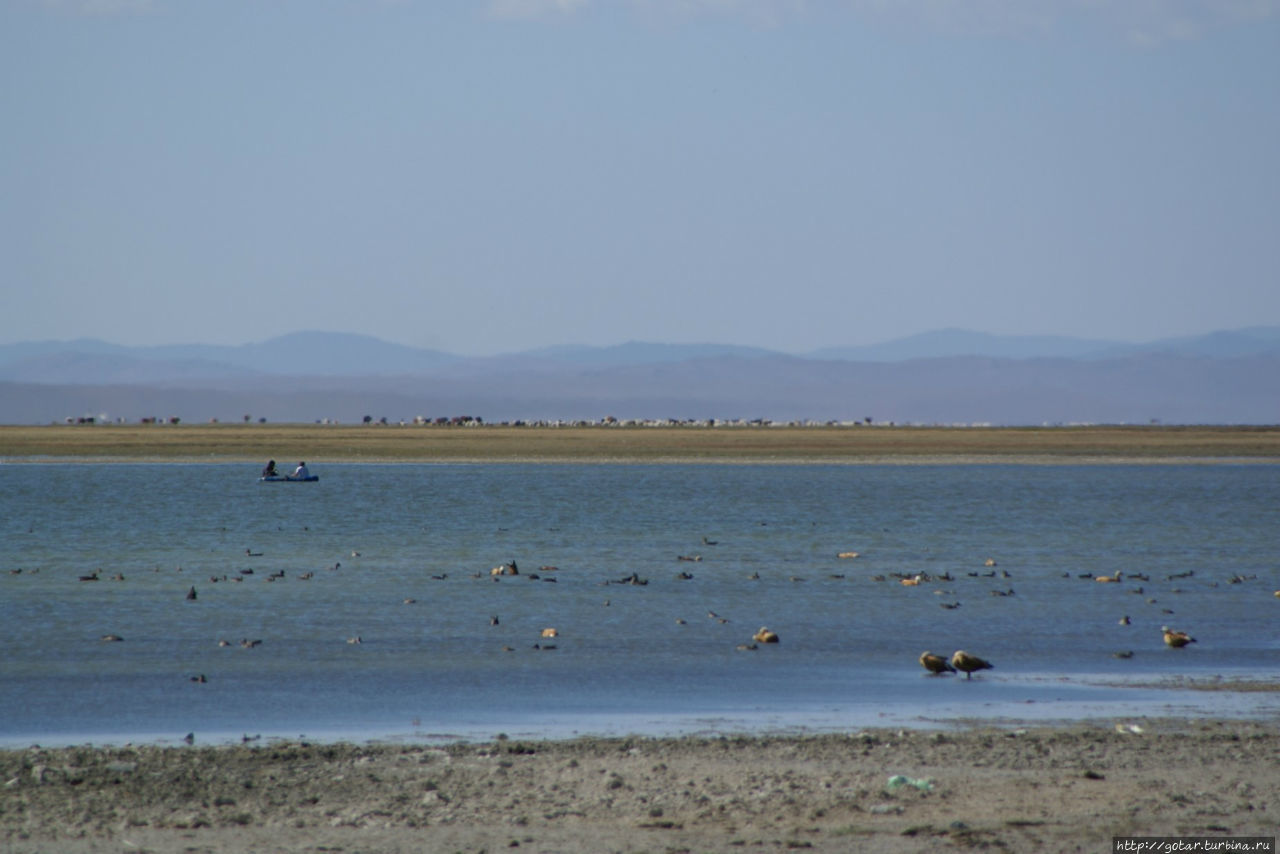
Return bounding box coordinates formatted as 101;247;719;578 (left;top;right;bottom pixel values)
3;719;1276;853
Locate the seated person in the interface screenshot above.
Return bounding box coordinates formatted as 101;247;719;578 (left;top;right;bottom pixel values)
291;461;310;479
262;460;278;478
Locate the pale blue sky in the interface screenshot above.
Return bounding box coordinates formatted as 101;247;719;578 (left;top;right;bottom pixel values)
4;0;1278;356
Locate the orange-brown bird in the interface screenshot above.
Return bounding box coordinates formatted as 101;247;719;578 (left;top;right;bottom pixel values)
919;651;957;676
951;650;994;680
1161;626;1197;648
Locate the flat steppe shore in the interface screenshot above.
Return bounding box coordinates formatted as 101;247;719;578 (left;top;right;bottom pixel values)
2;423;1279;462
2;721;1276;853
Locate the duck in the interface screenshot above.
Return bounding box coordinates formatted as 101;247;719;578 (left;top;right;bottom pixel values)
540;627;558;638
1095;571;1123;583
78;570;100;582
919;651;956;675
752;627;779;643
837;551;859;559
1161;626;1197;648
950;650;994;680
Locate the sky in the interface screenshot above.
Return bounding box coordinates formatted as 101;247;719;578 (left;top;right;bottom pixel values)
3;0;1278;356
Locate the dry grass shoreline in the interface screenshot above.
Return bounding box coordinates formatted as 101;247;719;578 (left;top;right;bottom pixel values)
2;721;1276;854
3;423;1279;463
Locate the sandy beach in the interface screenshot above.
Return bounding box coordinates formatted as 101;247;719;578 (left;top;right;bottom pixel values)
2;719;1276;853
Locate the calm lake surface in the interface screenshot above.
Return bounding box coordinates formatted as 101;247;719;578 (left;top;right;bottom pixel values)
2;462;1277;747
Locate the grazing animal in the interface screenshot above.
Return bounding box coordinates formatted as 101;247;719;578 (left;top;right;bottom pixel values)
950;650;994;680
1161;626;1197;648
753;627;779;644
919;651;957;675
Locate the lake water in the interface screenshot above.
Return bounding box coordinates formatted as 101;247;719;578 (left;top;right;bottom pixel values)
2;462;1277;748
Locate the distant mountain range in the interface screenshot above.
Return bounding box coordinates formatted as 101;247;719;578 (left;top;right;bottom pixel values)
2;327;1278;425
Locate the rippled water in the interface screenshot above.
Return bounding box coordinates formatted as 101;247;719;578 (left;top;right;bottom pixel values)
2;462;1277;746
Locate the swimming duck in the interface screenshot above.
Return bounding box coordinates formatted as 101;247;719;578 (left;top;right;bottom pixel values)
752;627;779;644
1161;626;1197;648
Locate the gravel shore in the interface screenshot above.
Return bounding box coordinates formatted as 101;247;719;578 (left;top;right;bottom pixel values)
2;719;1275;853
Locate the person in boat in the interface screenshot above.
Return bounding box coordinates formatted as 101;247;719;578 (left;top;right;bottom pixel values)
290;461;310;480
262;460;278;478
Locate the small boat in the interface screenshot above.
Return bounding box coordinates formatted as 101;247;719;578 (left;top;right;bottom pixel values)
259;475;319;482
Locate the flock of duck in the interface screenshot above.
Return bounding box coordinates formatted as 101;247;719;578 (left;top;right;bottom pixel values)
41;536;1236;683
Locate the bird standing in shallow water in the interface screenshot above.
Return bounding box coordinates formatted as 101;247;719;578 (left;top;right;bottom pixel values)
919;651;957;675
950;650;994;679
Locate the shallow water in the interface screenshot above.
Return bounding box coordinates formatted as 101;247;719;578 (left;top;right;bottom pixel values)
2;462;1277;746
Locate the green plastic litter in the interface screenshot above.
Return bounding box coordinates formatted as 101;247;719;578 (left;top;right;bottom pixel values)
886;774;935;792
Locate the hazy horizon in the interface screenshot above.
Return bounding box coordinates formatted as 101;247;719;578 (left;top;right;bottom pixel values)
2;323;1267;357
5;1;1278;356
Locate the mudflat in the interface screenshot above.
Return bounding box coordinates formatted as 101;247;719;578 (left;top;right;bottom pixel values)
2;423;1279;462
2;721;1275;853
